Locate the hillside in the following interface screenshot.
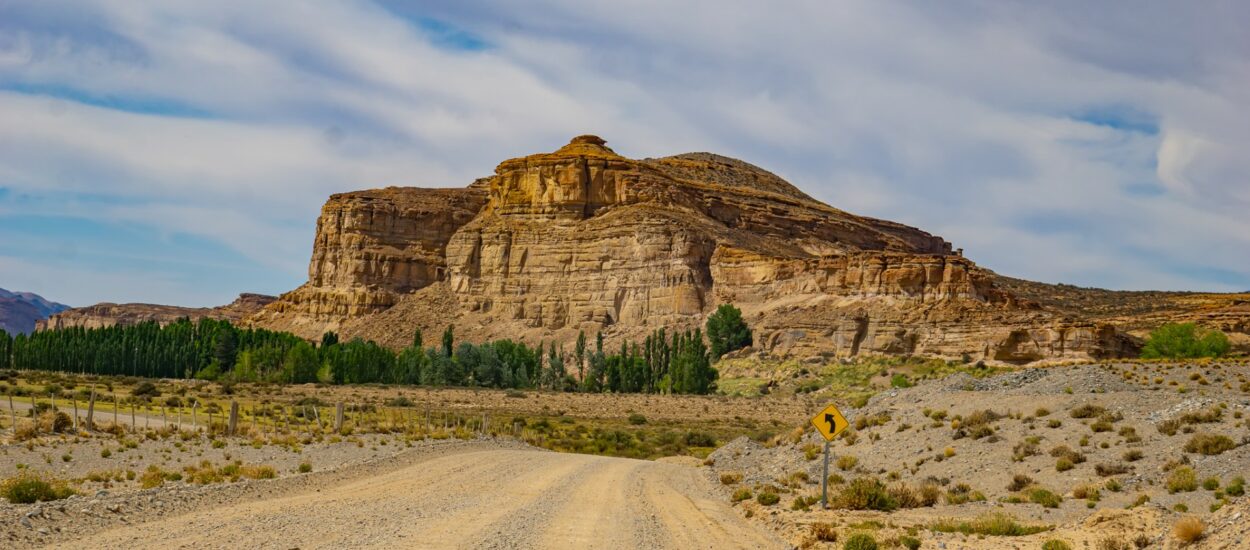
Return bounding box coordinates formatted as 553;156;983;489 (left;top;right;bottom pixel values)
0;288;69;335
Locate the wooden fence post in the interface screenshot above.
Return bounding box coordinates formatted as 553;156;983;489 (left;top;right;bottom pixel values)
86;388;96;430
335;402;344;433
228;401;239;436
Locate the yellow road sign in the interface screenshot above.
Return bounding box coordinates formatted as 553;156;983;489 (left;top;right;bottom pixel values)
810;403;849;441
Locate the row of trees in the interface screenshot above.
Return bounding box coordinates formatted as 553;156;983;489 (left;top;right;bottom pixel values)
0;305;755;395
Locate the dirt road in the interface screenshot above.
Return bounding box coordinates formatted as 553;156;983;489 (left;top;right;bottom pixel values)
50;447;784;549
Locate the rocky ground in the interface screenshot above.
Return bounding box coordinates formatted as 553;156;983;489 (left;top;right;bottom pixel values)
706;361;1250;548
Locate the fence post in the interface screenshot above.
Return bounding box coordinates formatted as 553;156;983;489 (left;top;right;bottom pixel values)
86;388;96;430
335;402;344;433
228;401;239;436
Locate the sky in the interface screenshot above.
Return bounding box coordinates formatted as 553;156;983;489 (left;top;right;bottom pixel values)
1;1;1248;307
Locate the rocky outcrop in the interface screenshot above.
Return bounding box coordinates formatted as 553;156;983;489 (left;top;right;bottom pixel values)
38;294;275;331
248;135;1147;364
247;185;487;336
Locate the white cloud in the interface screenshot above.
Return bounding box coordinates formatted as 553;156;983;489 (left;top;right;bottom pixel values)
0;0;1247;304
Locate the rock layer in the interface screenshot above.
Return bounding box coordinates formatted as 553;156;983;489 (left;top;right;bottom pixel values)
248;135;1154;363
39;294;275;331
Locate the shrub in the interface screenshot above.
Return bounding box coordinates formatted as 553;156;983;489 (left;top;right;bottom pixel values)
1172;516;1205;544
0;471;75;503
843;533;878;550
810;522;837;542
720;472;743;485
1095;463;1131;477
298;462;312;474
731;487;753;502
1007;474;1034;492
890;374;913;388
1225;477;1245;496
1184;433;1236;455
834;478;897;511
1042;540;1073;550
1122;449;1143;462
928;513;1050;536
1070;404;1107;419
1141;323;1230;359
756;490;780;506
131;382;160;398
1167;466;1198;493
1202;477;1219;490
627;413;647;425
1029;488;1063;508
899;535;921;550
836;454;859;471
1055;458;1074;472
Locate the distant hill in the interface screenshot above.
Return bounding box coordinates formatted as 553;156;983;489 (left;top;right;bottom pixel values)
0;288;70;335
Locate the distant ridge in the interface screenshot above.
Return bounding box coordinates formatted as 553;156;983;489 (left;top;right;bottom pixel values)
0;288;70;335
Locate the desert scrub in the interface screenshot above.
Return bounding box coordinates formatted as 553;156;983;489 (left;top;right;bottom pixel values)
756;490;780;506
719;472;743;485
803;443;821;461
139;465;182;489
810;522;837;542
833;477;897;511
836;454;859;471
1042;540;1073;550
1183;433;1236;455
1028;488;1063;508
1;471;76;503
298;462;313;474
1173;516;1205;544
731;487;753;502
928;513;1050;536
1167;466;1198;493
842;533;877;550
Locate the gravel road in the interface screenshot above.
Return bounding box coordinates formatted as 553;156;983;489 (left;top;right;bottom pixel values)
47;447;784;549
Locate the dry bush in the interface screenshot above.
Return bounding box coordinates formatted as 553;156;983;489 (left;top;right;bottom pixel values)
1007;474;1034;492
1184;433;1236;455
1173;516;1205;544
720;472;743;485
1070;403;1108;419
809;522;837;542
1095;463;1131;476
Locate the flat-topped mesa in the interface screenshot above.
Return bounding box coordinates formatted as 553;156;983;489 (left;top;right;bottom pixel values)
250;134;1140;363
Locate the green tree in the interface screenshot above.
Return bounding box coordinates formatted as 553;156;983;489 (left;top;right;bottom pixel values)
574;330;587;383
441;325;455;358
706;304;752;360
282;341;320;383
1141;323;1230;359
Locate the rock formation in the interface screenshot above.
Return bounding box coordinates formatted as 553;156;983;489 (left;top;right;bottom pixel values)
248;135;1160;363
39;293;275;331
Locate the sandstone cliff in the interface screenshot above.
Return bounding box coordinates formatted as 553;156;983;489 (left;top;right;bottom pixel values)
248;135;1158;363
39;293;275;331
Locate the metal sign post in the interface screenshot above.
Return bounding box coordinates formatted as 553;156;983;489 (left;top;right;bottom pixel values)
821;440;830;509
810;402;850;510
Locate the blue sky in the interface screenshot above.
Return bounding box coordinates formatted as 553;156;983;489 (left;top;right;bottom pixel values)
1;1;1248;307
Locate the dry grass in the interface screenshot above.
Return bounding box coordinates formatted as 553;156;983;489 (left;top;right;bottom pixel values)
1172;516;1205;544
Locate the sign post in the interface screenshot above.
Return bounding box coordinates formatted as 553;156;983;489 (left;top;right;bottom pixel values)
810;402;849;510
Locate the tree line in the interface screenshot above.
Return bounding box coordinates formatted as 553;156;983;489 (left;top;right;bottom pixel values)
0;304;753;395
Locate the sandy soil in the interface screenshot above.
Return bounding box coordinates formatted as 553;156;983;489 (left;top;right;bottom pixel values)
36;445;782;549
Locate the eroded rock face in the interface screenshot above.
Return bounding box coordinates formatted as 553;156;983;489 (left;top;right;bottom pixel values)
250;135;1140;363
38;294;275;331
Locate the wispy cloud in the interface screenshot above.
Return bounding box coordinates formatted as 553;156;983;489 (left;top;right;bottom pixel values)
0;0;1247;307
